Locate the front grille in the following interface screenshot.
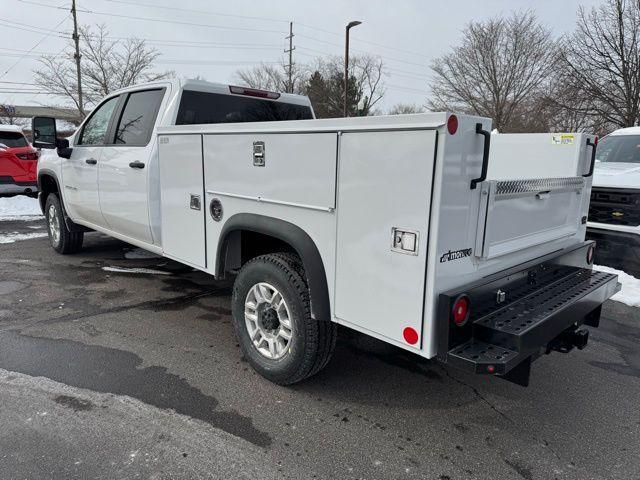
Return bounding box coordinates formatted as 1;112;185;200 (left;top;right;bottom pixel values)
589;187;640;226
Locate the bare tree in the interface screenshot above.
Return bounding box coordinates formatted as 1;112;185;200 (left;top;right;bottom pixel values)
388;103;424;115
352;54;386;115
235;61;307;94
303;54;386;117
234;54;385;118
34;24;172;117
558;0;640;129
429;11;559;132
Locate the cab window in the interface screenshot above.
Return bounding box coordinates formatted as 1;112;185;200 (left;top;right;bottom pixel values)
78;96;119;146
114;89;165;146
176;90;313;125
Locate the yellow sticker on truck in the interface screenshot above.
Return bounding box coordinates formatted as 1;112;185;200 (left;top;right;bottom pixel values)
551;134;575;145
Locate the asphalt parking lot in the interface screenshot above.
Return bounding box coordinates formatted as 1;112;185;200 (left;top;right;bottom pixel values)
0;217;639;480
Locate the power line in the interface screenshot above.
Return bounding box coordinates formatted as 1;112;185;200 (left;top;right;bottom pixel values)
14;0;431;63
155;60;282;66
386;84;426;94
295;22;430;60
0;18;68;37
0;14;69;79
0;80;39;85
103;0;289;25
0;16;69;34
296;33;429;69
2;1;431;105
14;0;288;35
0;47;56;55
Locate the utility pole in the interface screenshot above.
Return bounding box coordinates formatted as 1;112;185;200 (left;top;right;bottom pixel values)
71;0;84;117
284;22;295;93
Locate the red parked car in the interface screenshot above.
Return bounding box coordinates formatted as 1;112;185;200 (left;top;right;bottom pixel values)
0;125;39;197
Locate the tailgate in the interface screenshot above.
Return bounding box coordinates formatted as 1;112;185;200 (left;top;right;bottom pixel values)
476;177;586;258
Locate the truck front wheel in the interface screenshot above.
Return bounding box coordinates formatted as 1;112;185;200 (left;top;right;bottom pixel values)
44;193;83;254
231;253;337;385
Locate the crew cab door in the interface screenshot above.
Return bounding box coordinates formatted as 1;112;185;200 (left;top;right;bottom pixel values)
62;95;120;226
98;88;166;244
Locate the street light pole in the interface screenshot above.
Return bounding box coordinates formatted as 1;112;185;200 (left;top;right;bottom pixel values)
344;20;362;117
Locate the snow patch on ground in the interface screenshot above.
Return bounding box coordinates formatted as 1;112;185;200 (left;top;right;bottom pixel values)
0;232;48;244
595;265;640;307
102;266;171;276
0;196;43;221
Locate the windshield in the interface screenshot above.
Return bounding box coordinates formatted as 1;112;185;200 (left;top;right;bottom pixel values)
0;131;28;148
596;135;640;163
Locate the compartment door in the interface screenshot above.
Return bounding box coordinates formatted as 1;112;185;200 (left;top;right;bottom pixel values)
334;130;436;349
476;177;586;259
158;134;206;269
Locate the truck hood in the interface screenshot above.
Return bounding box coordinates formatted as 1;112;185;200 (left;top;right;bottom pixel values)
592;162;640;189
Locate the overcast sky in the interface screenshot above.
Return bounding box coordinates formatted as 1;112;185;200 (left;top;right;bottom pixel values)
0;0;603;112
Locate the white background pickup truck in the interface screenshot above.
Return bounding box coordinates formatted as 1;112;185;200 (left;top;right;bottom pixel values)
32;79;619;387
587;127;640;276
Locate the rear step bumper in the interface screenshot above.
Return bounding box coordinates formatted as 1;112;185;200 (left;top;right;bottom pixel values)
438;243;620;385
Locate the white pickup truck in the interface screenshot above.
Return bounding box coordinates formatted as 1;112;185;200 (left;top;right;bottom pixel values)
32;79;619;387
587;127;640;276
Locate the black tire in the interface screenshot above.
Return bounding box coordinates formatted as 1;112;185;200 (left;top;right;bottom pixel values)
44;193;84;254
231;253;337;385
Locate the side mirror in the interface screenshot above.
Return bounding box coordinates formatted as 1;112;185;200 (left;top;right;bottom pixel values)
57;138;72;160
32;116;57;149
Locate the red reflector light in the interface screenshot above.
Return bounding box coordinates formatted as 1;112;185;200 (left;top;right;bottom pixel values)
452;295;470;326
487;365;496;374
229;85;281;100
403;327;419;345
587;244;595;265
447;114;459;135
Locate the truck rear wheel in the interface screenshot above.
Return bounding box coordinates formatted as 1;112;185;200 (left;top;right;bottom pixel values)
45;193;83;254
231;253;337;385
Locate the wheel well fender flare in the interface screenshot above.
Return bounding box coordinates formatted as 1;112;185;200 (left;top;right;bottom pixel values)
217;213;331;323
37;170;86;233
37;169;61;213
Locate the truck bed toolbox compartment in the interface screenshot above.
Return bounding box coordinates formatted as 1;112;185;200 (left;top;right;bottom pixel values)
476;177;586;259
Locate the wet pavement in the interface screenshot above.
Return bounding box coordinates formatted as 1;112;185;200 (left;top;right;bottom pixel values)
0;217;639;479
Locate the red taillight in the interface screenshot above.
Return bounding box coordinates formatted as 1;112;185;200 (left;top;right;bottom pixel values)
16;151;40;160
447;114;459;135
229;85;281;100
587;244;595;265
452;295;470;326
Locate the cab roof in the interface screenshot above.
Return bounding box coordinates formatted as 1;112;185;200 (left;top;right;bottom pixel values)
608;126;640;136
108;78;312;108
0;125;24;133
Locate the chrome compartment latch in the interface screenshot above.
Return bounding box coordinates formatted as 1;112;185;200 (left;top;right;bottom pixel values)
253;141;265;167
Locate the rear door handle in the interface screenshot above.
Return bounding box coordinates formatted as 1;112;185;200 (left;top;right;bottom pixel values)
129;161;145;169
85;158;97;165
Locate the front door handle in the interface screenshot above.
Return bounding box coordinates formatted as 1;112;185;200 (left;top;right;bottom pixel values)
85;158;97;165
129;161;145;169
